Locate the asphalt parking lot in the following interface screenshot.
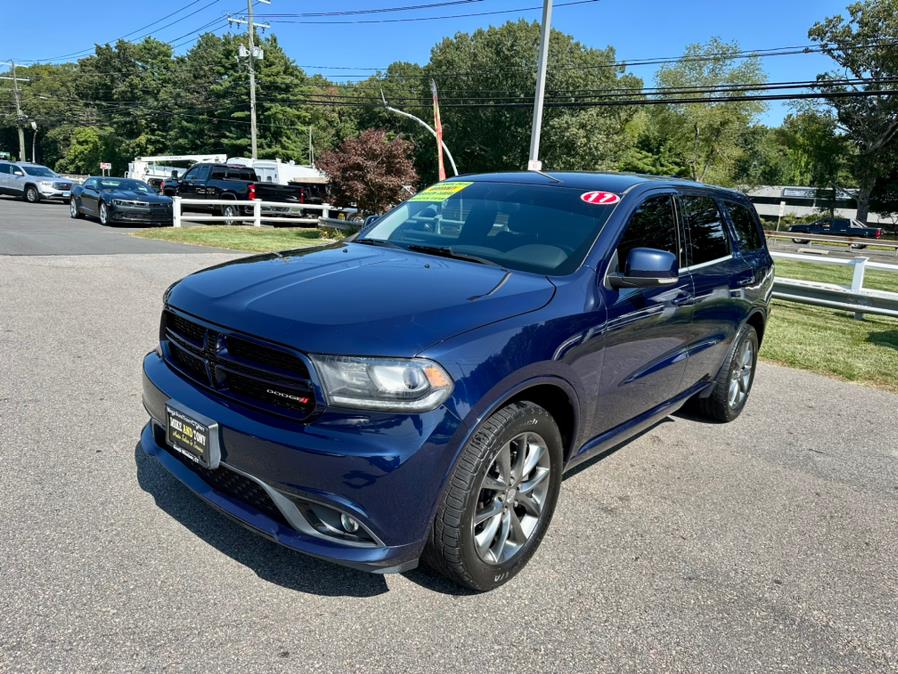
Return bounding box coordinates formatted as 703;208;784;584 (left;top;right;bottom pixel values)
0;196;225;255
1;209;897;671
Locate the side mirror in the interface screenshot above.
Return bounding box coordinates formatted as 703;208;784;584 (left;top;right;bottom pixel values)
364;215;380;227
608;247;679;289
13;169;24;176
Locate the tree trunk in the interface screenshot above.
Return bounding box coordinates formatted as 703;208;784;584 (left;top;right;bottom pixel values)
855;173;874;224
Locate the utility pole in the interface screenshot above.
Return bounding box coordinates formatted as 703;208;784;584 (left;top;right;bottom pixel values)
246;0;258;159
527;0;553;171
1;61;30;161
228;1;270;160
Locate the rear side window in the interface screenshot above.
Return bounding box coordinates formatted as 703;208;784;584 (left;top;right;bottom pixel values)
616;195;679;265
210;167;227;180
681;195;730;266
725;201;763;252
226;168;256;181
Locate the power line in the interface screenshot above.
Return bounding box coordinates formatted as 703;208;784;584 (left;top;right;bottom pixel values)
254;0;485;17
263;0;597;24
293;37;898;80
24;0;223;63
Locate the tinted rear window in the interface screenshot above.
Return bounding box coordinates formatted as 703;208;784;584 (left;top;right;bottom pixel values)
226;168;256;181
681;195;731;266
725;201;763;252
359;181;617;275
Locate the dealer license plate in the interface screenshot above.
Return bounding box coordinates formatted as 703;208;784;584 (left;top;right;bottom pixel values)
165;402;220;468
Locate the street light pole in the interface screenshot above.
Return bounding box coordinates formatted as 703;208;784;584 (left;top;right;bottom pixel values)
527;0;553;171
30;120;37;163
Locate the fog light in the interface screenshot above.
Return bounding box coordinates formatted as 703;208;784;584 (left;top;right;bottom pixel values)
340;513;360;533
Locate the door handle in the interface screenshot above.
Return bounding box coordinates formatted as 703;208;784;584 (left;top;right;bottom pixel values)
672;291;694;306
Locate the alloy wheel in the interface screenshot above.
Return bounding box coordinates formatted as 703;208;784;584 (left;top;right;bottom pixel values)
471;431;551;565
99;203;108;225
70;200;78;218
728;338;754;409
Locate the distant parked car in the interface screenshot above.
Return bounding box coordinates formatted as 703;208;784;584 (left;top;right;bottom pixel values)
0;161;73;203
789;218;883;248
70;177;173;226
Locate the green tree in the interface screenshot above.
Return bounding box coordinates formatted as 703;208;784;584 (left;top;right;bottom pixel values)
424;20;643;174
653;38;767;185
317;129;418;215
809;0;898;222
54;126;117;174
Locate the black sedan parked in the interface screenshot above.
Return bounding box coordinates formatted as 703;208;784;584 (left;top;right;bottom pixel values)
70;177;173;226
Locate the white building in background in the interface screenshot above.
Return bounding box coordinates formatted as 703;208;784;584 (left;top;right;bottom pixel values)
746;185;895;227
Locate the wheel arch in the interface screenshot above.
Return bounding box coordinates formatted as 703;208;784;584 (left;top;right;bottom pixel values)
463;376;581;464
745;309;766;346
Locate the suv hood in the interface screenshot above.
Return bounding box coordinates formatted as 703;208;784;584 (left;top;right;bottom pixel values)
166;242;556;356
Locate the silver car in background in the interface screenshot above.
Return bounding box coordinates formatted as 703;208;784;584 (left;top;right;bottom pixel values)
0;161;73;203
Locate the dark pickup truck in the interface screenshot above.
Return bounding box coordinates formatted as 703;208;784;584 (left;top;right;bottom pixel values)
162;163;307;222
789;218;884;248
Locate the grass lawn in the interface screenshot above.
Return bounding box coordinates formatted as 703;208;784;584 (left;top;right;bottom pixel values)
774;259;898;293
762;300;898;392
132;226;333;253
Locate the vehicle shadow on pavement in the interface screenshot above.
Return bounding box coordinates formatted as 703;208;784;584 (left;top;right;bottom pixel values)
134;443;390;598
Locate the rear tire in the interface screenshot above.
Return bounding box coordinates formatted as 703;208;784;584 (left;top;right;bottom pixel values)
688;324;759;423
221;202;238;225
70;199;83;219
25;185;40;203
791;238;809;244
424;401;563;592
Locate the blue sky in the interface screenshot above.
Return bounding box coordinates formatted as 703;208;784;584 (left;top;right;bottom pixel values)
5;0;851;125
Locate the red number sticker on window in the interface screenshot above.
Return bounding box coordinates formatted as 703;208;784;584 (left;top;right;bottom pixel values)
580;191;620;205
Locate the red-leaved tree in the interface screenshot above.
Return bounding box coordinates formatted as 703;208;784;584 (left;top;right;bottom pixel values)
317;129;418;216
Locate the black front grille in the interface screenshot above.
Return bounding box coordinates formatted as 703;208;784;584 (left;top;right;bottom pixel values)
155;426;289;528
161;309;316;420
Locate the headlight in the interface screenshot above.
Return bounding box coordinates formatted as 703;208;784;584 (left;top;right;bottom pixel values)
113;199;149;207
310;355;453;412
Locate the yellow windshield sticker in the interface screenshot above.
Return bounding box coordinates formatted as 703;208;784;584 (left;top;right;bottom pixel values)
408;181;473;202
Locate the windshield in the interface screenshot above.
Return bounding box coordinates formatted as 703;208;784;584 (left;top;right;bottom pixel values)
23;165;57;177
358;181;616;275
97;179;153;193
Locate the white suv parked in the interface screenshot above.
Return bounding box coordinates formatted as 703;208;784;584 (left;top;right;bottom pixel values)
0;161;73;203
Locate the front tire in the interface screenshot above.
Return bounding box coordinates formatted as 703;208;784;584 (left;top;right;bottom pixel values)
99;202;110;226
689;324;759;423
791;237;809;244
424;401;563;592
25;186;40;203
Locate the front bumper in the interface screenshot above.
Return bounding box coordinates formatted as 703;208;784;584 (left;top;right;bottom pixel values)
140;352;468;573
37;187;70;200
110;207;173;225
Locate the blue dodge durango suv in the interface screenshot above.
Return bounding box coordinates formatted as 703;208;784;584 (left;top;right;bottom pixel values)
140;172;773;591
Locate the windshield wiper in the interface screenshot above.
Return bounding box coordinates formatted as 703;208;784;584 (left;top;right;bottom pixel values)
405;244;503;268
354;238;405;249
